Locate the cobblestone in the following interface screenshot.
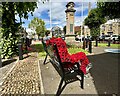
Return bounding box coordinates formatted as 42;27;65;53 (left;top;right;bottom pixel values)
1;52;41;95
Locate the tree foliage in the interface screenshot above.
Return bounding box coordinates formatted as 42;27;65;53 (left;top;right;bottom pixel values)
84;8;106;37
97;2;120;19
1;2;37;58
15;2;37;20
28;17;46;37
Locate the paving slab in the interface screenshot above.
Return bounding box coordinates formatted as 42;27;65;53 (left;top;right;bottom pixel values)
39;59;98;95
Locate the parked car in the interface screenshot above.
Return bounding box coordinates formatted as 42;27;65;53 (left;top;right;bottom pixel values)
85;36;93;41
111;35;119;41
104;35;111;41
61;35;65;40
99;35;105;41
75;35;84;41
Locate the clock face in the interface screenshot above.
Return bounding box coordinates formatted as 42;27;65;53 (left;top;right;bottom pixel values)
70;4;73;8
70;12;73;16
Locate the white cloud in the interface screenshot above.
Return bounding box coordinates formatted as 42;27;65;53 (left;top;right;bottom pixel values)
51;2;66;22
75;15;88;26
42;18;50;24
39;0;97;3
33;2;50;17
21;1;97;30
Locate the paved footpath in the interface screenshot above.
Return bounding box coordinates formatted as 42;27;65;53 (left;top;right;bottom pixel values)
1;52;41;95
39;59;98;95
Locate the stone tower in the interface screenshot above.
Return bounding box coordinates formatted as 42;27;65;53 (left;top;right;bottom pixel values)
65;2;76;35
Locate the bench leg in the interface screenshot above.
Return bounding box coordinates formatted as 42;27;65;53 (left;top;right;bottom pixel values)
43;54;48;64
56;78;66;96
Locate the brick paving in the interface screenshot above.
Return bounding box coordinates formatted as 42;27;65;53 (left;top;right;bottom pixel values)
1;52;41;95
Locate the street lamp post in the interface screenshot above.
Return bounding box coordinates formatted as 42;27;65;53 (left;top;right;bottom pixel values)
49;0;52;36
81;1;83;42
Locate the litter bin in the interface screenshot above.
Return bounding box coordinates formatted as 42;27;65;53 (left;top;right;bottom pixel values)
108;38;111;47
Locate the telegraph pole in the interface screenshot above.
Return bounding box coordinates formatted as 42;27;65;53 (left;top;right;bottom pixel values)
88;2;91;14
80;1;83;42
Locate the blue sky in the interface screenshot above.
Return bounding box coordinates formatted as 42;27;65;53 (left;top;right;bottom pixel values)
15;0;97;31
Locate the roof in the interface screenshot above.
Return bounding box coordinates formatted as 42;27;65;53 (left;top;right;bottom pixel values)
66;2;75;7
74;26;81;32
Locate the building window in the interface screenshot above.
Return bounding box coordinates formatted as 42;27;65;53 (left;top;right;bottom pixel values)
109;24;112;31
70;24;73;33
107;32;113;35
102;25;105;31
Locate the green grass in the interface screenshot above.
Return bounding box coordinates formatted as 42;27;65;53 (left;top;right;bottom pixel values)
38;48;89;58
38;47;89;57
98;43;120;49
34;42;120;58
68;48;89;55
39;52;46;57
32;43;89;58
30;44;46;57
31;44;44;52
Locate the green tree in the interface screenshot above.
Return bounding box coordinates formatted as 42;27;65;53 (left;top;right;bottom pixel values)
29;17;46;37
2;2;37;58
97;2;120;19
84;8;106;38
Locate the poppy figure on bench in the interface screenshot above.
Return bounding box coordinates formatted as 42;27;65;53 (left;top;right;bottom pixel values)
42;37;91;95
46;37;90;74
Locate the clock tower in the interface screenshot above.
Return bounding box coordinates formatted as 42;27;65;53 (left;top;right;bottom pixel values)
65;2;76;35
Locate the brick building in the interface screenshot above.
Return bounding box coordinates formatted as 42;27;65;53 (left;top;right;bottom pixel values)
100;19;120;36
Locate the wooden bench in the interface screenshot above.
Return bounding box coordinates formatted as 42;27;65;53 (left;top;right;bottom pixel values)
41;38;84;96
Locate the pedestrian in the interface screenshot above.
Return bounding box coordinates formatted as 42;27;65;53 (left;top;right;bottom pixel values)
25;32;32;51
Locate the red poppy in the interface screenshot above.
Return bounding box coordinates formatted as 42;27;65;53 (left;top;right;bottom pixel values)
46;37;90;74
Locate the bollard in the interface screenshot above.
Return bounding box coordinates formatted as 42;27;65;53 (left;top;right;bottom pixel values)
18;43;23;60
86;39;88;48
95;38;98;47
89;40;92;53
108;38;111;47
113;38;115;44
83;39;86;50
